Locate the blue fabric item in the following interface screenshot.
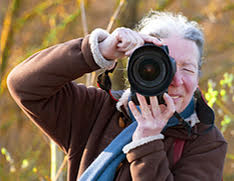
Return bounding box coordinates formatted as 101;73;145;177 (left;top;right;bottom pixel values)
78;121;137;181
162;98;194;131
78;98;194;181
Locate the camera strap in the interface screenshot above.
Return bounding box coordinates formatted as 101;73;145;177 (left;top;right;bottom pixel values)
97;63;119;101
172;111;214;136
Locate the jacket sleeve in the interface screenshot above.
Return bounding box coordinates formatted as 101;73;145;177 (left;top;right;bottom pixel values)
125;126;227;181
7;36;108;154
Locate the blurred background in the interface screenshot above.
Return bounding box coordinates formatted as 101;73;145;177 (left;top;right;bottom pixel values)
0;0;233;180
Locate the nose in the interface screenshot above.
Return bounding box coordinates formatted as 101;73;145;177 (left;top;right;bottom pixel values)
171;71;183;87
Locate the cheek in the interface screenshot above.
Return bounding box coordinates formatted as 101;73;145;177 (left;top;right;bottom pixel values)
183;75;198;96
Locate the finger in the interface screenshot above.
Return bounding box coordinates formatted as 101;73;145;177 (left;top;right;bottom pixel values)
139;33;163;46
116;28;133;47
114;28;128;49
118;30;143;56
125;31;144;56
136;93;152;118
128;101;142;123
162;93;175;118
159;104;167;112
133;31;145;46
149;96;160;118
118;31;137;52
125;47;137;57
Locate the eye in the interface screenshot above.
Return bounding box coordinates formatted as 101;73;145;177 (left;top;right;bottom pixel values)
183;68;195;73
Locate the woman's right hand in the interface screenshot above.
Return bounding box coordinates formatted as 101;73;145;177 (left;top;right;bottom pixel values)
98;27;163;60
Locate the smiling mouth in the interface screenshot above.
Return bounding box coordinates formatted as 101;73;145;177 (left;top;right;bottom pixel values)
170;95;180;99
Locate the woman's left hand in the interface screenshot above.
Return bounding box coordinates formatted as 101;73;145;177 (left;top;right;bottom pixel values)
128;93;175;141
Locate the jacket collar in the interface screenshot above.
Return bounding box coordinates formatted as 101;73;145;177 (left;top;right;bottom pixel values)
194;88;215;125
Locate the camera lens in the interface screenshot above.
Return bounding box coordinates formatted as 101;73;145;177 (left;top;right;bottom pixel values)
128;43;176;97
139;60;160;81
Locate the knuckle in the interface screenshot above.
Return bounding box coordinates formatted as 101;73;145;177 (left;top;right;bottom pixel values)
114;28;126;36
132;41;138;47
116;27;125;31
125;39;131;43
139;39;144;45
125;27;133;32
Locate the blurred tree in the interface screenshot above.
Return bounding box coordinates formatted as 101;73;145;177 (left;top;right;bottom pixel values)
0;0;233;180
0;0;20;92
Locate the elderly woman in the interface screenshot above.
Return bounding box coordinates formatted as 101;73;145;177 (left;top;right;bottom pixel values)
7;11;226;181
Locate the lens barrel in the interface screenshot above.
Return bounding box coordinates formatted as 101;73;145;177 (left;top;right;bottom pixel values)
128;43;176;104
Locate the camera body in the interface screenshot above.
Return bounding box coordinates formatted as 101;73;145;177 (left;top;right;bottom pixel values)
127;43;176;105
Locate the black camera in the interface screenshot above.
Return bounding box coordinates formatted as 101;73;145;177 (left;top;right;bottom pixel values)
127;43;176;105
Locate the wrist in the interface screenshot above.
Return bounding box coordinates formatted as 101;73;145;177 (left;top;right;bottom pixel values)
133;127;162;141
89;28;115;69
123;134;164;153
98;41;114;61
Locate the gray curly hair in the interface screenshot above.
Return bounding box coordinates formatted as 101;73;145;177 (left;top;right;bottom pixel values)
135;11;204;75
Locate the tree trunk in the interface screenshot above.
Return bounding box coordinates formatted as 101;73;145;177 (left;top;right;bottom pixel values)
50;140;65;181
112;0;140;90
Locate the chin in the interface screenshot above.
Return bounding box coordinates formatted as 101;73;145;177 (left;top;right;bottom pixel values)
175;108;182;113
173;100;182;110
175;103;184;113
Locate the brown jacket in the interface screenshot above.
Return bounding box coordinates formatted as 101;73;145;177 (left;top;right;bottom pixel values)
7;36;227;181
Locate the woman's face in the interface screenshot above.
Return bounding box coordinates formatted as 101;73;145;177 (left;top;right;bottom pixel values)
162;36;199;113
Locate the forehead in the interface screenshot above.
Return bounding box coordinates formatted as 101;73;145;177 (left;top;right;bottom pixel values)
162;37;199;67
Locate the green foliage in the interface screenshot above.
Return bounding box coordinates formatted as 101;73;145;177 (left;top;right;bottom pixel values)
205;72;233;133
221;115;231;133
15;0;62;30
1;147;16;173
1;145;50;180
205;80;219;108
220;72;233;88
42;10;80;48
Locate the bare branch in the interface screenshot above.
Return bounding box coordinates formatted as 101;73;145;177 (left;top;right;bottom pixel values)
156;0;176;11
15;0;63;32
0;0;20;92
79;0;88;36
42;10;81;48
106;0;126;33
53;155;68;181
77;0;92;86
